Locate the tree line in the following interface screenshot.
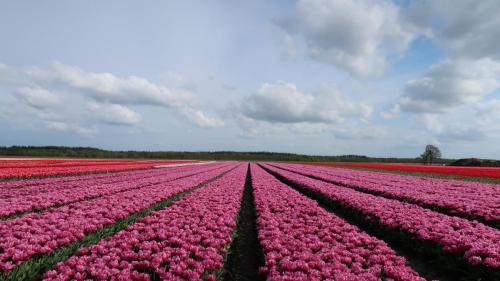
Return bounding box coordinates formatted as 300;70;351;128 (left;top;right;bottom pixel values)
0;146;453;164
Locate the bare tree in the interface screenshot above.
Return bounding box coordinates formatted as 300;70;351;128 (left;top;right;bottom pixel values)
420;145;442;165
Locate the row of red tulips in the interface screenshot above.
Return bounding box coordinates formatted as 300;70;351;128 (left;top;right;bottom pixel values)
0;159;196;169
251;164;423;280
43;164;247;281
264;163;500;269
306;162;500;179
0;160;198;179
0;164;236;272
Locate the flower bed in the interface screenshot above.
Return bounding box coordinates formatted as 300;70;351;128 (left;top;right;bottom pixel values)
0;163;229;217
251;164;423;280
0;164;236;271
262;163;500;271
43;164;247;280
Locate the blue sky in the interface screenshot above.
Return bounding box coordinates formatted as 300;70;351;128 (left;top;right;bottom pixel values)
1;0;500;158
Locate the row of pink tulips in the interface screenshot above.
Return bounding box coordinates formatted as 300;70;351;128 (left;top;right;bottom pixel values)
43;164;247;281
0;163;228;217
0;164;237;272
0;166;166;198
251;164;423;280
274;163;500;223
296;163;500;192
0;169;155;199
263;163;500;269
283;163;500;199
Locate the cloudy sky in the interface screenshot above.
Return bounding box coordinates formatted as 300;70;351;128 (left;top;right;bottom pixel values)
1;0;500;158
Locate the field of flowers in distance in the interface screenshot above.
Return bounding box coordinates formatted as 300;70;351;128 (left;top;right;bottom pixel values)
0;158;201;179
0;159;499;280
305;162;500;180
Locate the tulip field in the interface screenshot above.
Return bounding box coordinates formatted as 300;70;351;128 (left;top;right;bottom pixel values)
0;160;499;280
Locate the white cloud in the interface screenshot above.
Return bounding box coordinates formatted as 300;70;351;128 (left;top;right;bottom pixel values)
86;102;141;126
399;59;500;113
421;0;500;60
25;62;195;108
473;100;500;139
0;62;222;132
236;114;386;141
475;100;500;117
380;104;400;120
388;1;500;143
415;114;484;141
242;81;372;124
15;87;60;109
235;81;379;140
180;107;224;128
44;121;96;135
277;0;420;77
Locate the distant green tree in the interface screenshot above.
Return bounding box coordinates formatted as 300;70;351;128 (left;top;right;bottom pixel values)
420;145;442;165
